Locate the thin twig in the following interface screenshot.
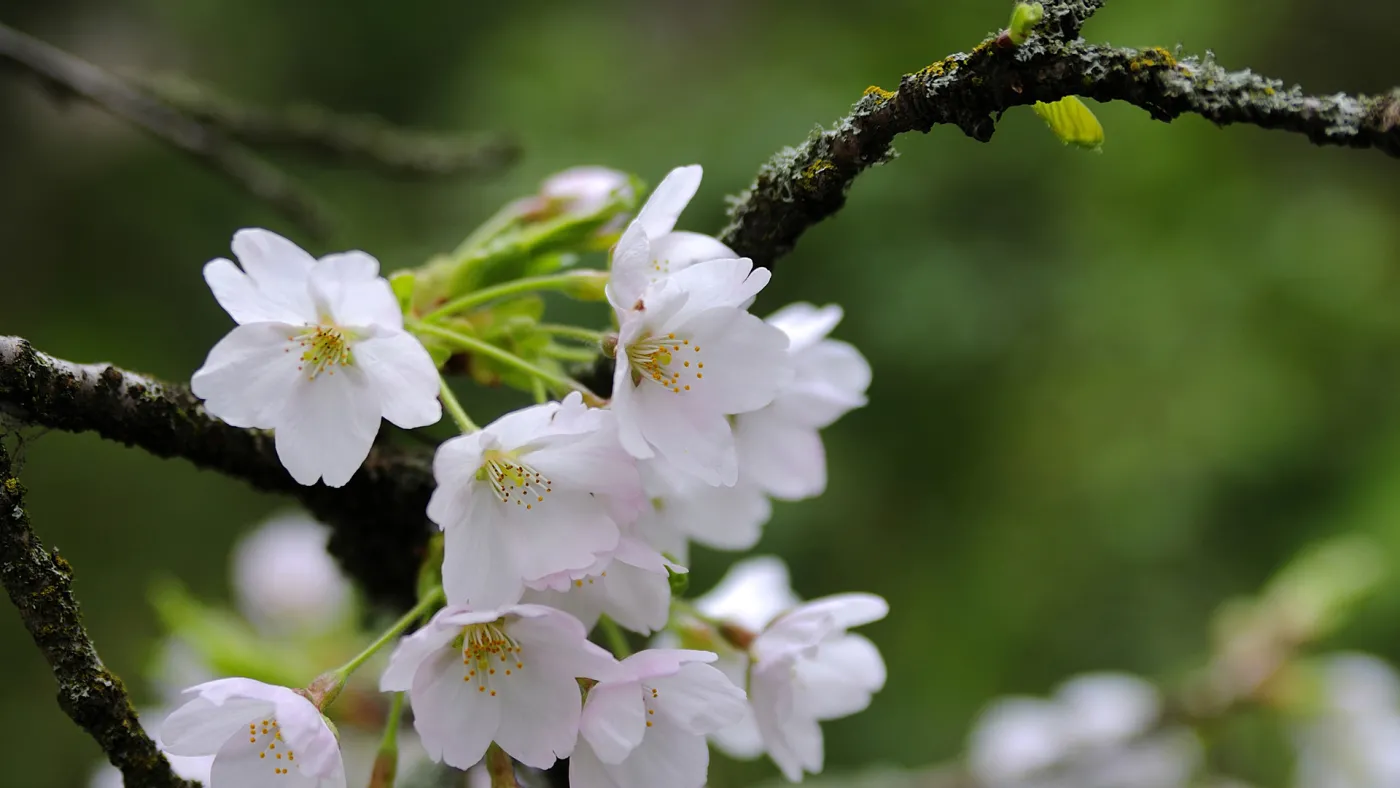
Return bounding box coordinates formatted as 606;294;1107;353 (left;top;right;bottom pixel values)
135;73;521;178
0;441;198;788
0;21;331;236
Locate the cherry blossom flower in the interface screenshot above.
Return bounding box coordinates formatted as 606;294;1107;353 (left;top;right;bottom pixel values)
231;513;353;636
522;535;679;634
160;678;346;788
748;592;889;782
571;649;747;788
379;603;615;771
1292;653;1400;788
192;229;441;487
632;456;772;563
428;392;644;609
538;166;633;217
607;165;738;308
734;302;871;501
610;258;793;485
967;673;1200;788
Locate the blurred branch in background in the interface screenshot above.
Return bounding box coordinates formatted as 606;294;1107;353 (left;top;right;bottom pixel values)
0;441;196;788
0;337;436;607
0;20;519;238
721;0;1400;267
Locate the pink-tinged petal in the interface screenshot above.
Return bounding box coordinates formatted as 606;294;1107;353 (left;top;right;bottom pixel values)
751;663;823;781
635;165;702;240
608;221;652;311
765;303;843;353
192;323;304;429
160;696;270;756
509;607;619;681
355;331;441;428
231;228;317;292
632;384;737;486
607;712;711;788
569;740;626;788
442;505;525;609
273;366;381;487
663;259;771;323
695;556;799;632
773;339;871;428
616;649;716;682
676;306;793;415
493;669;585;768
379;621;461;692
650;662;747;735
663;481;771;551
733;412;827;500
204;258;311;325
648;232;738;280
794;634;885;721
580;681;647;764
501;492;619;583
597;559;671;634
411;648;500;769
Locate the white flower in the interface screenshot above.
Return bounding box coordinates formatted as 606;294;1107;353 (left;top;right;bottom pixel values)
634;456;773;563
606;165;738;308
539;166;633;217
192;229;441;487
610;258;793;485
428;392;644;609
522;535;679;634
571;649;747;788
379;603;615;771
749;593;889;782
734;303;871;500
231;513;354;636
160;677;346;788
1292;653;1400;788
967;673;1200;788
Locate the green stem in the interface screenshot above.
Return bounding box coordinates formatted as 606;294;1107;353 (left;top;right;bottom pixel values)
486;742;520;788
367;692;405;788
332;586;445;683
537;323;608;345
530;377;548;405
422;273;596;323
598;614;632;658
541;345;600;363
438;377;478;433
413;321;599;403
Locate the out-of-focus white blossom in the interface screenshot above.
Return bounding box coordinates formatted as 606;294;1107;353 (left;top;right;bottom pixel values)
192;229;441;487
1292;653;1400;788
231;513;353;636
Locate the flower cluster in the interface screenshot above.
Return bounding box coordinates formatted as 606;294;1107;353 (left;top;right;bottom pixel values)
171;165;886;787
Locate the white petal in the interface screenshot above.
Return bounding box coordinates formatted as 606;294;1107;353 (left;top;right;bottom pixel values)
695;556;799;632
662;481;771;551
580;681;647;764
650;662;747;735
160;696;269;756
483;399;563;451
676;306;792;415
608;222;653;311
772;339;871;428
608;712;711;788
231;228;317;293
793;634;885;721
632;383;737;486
203;258;311;325
442;502;525;609
765;303;843;353
273;367;382;487
271;692;342;779
411;648;500;769
710;704;766;760
734;412;827;500
635;165;702;239
307;252;401;330
211;726;323;788
664;259;771;323
192;323;304;429
379;620;462;692
502;492;620;583
649;232;738;278
751;663;823;781
355;331;442;428
569;740;626;788
509;606;619;681
610;359;654;461
598;560;672;634
428;432;490;524
493;670;584;769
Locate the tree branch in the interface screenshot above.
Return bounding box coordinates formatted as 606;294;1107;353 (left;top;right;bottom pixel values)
719;9;1400;267
0;440;198;788
0;337;435;607
134;73;521;179
0;21;332;237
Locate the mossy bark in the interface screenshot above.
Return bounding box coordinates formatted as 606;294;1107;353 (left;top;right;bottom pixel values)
0;442;199;787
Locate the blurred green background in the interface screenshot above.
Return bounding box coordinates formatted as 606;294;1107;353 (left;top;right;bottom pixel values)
3;0;1400;785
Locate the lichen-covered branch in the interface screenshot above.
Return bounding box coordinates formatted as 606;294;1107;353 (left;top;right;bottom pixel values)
136;74;521;179
0;21;331;236
719;9;1400;267
0;442;198;788
0;337;435;606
